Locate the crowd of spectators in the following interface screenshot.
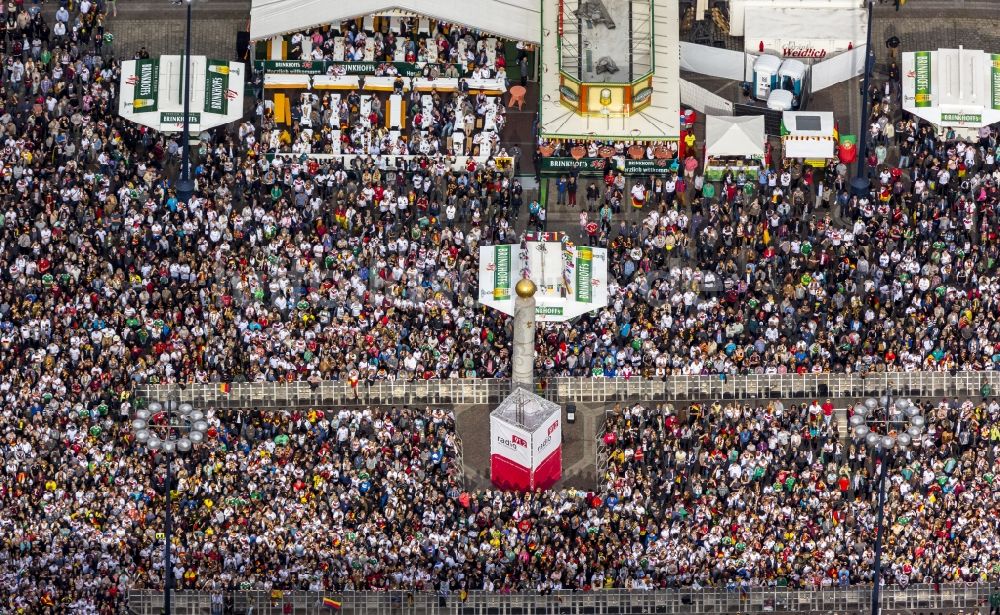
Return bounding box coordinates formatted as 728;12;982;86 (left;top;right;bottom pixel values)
264;85;507;160
287;18;521;78
3;0;1000;609
601;398;1000;589
7;396;1000;612
239;22;1000;381
0;403;463;613
262;17;521;162
528;71;1000;377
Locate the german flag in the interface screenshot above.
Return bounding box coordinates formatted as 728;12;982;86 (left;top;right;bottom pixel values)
323;598;342;610
220;383;231;394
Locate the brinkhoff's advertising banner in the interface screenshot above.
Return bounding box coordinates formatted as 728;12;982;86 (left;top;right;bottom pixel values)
913;51;932;108
132;59;159;112
204;60;231;115
120;56;245;134
493;245;511;301
254;59;470;77
540;156;676;176
993;53;1000;111
478;242;608;322
575;247;593;303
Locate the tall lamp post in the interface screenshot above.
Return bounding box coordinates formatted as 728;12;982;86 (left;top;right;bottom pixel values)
130;401;209;615
849;394;926;615
176;0;196;203
850;0;876;196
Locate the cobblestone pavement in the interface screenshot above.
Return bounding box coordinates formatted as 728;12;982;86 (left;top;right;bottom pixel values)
873;10;1000;57
108;16;248;60
38;0;251;60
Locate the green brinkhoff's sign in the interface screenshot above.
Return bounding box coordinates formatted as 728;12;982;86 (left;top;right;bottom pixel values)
992;54;1000;111
160;112;201;124
255;60;469;77
493;245;511;301
133;59;159;112
575;247;593;303
540;157;675;175
914;51;932;108
535;306;564;316
940;113;981;124
204;60;230;114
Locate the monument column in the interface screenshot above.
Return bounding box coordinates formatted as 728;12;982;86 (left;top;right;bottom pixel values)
511;278;537;391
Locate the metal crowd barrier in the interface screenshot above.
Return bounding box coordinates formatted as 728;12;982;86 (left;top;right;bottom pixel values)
134;371;1000;409
126;584;995;615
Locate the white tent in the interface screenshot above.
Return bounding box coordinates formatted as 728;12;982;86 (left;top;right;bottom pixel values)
706;115;765;158
728;0;859;37
250;0;541;44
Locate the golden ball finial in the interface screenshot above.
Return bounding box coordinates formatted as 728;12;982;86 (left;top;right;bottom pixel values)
515;278;537;298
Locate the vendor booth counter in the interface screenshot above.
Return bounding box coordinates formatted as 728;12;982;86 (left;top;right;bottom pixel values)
780;110;835;161
704;115;765;182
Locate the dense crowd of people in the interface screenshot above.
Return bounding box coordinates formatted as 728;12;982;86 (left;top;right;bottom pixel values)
528;67;1000;376
263;17;518;161
603;399;1000;590
4;0;1000;609
264;85;506;160
0;6;993;396
7;396;1000;612
283;17;516;76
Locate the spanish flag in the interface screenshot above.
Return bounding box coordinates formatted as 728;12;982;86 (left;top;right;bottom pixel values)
323;598;342;610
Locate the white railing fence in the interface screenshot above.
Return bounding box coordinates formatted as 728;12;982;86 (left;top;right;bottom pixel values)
125;584;997;615
135;371;1000;409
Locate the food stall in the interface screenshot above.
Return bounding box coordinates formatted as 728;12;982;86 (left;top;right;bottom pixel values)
780;111;835;164
704;115;765;181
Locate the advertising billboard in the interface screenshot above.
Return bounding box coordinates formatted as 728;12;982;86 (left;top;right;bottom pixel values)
120;55;245;133
489;413;533;471
478;241;608;322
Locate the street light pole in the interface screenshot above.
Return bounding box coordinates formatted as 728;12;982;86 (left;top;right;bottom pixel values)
850;0;875;196
849;392;926;615
870;444;890;615
130;400;208;615
177;0;195;202
163;453;174;615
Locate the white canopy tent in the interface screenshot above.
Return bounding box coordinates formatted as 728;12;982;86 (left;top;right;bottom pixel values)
250;0;541;44
705;115;765;158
